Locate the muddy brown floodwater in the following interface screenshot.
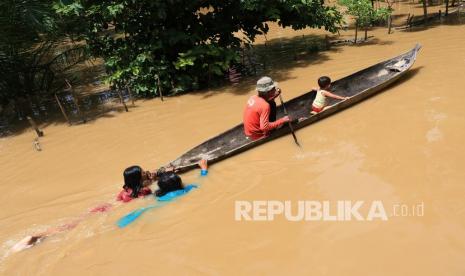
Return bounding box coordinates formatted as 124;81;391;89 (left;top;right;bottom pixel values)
1;8;465;276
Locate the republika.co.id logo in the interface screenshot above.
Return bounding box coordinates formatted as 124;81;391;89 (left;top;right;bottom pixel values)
235;200;424;221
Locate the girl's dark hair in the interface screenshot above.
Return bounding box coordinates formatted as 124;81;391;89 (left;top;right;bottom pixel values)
156;172;183;197
123;166;143;198
318;76;331;88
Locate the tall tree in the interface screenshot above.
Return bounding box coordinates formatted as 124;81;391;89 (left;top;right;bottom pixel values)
422;0;428;23
55;0;343;97
339;0;392;42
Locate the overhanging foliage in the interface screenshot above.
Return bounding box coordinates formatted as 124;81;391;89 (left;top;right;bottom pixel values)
56;0;343;96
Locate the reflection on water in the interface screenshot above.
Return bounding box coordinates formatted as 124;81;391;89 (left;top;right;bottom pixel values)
0;89;132;136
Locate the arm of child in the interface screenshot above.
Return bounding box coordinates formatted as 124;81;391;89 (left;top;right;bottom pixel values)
322;90;349;100
199;159;208;176
153;164;180;179
11;218;84;252
116;190;133;202
11;203;112;253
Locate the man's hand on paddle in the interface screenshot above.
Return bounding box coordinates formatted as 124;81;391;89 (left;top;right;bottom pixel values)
270;87;282;100
288;116;308;123
282;115;290;123
281;115;310;124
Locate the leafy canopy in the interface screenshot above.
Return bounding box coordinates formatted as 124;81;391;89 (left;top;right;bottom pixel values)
56;0;343;96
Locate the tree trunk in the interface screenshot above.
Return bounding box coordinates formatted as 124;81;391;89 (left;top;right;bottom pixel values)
127;86;135;106
445;0;449;15
156;76;164;102
27;116;44;137
388;15;393;34
324;35;331;50
117;89;129;112
65;80;86;123
354;22;358;44
207;64;211;88
364;28;368;40
54;93;71;125
371;0;375;7
115;86;129;112
423;0;428;24
72;94;85;123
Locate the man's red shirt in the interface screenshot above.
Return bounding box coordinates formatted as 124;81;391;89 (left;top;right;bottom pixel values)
243;95;287;140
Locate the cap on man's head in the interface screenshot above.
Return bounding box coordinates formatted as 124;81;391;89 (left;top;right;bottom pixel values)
256;76;278;93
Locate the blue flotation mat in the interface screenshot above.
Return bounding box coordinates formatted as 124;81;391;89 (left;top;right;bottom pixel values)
157;184;198;201
117;184;198;228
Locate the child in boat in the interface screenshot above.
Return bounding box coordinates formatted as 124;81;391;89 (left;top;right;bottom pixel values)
311;76;349;114
155;159;208;200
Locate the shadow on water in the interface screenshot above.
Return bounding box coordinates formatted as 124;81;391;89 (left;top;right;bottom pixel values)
196;32;401;99
352;38;395;47
1;30;412;137
194;34;336;99
0;89;136;138
390;13;411;22
386;66;423;88
397;8;465;33
1;35;336;137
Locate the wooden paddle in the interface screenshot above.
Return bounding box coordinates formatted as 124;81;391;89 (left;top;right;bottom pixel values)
278;94;301;147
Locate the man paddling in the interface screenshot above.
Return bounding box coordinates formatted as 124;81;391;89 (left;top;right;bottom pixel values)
243;76;290;140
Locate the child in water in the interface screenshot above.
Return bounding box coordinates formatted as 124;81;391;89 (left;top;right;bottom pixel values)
117;166;155;202
311;76;349;114
12;160;208;252
117;159;208;202
11;203;111;252
155;159;208;200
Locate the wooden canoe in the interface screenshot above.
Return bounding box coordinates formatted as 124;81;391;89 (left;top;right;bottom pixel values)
162;44;421;173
